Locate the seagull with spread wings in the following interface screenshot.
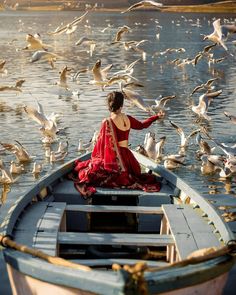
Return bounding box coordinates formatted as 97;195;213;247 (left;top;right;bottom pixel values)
0;141;32;163
121;0;163;14
47;11;89;35
24;101;59;143
203;18;236;52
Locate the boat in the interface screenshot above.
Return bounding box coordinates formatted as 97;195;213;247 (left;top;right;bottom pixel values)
1;151;236;295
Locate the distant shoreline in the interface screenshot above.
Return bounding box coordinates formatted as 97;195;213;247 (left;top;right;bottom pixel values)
0;1;236;13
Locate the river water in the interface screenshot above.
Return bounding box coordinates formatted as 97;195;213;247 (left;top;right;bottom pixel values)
0;10;236;293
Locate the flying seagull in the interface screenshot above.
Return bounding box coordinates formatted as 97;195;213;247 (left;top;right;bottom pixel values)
121;0;163;14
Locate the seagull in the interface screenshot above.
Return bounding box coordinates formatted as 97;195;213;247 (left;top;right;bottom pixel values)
71;68;89;82
57;141;69;154
163;154;185;170
169;121;200;149
195;132;213;157
113;58;140;76
0;79;25;92
224;111;236;124
0;160;14;184
31;162;43;174
112;25;131;43
55;66;72;90
10;161;25;174
30;50;62;68
50;150;67;163
90;59;113;86
151;95;176;111
200;154;224;175
0;60;7;75
135;144;149;157
191;93;211;121
22;33;50;51
143;133;166;161
190;78;217;96
122;88;151;112
203;18;236;52
204;133;236;158
121;0;163;14
47;11;89;35
24;102;58;143
0;141;32;163
75;36;96;56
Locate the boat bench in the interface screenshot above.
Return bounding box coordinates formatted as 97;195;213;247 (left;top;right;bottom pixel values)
61;204;174;247
160;204;222;263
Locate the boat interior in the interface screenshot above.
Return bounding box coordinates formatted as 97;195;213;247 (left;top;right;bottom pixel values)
12;169;224;270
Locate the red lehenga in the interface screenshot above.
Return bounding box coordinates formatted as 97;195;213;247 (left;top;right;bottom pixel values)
73;115;161;197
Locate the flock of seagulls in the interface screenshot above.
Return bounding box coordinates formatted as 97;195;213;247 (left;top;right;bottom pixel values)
0;3;236;206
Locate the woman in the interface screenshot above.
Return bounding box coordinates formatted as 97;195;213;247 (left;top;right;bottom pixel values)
73;91;165;197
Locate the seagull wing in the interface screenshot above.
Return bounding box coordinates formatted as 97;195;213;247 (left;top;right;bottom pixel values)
24;105;47;126
70;11;89;26
213;18;222;39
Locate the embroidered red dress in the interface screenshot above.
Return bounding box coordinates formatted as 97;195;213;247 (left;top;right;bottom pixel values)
73;114;161;197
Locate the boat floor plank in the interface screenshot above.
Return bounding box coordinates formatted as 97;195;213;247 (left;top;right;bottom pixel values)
66;204;163;214
58;232;174;246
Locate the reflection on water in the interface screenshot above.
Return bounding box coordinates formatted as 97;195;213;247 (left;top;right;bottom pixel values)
0;10;236;206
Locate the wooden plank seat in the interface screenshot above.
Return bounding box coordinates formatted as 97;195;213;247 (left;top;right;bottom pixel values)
69;258;169;267
58;232;174;246
161;204;222;263
52;180;175;199
66;204;163;214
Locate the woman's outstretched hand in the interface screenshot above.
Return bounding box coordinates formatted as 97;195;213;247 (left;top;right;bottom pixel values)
157;110;165;119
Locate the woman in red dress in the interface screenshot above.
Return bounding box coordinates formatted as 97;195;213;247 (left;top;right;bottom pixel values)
73;91;165;197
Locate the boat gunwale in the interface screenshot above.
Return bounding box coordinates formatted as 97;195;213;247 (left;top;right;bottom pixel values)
4;247;234;294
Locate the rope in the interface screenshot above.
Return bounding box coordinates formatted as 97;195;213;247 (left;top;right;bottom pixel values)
112;241;236;295
0;234;91;272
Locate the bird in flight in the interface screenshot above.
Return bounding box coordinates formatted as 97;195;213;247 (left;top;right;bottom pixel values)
121;0;163;14
47;11;89;35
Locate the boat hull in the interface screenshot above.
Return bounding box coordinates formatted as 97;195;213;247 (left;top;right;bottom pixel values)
6;263;229;295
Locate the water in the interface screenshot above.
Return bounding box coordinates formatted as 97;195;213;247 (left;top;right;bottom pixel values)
0;10;236;294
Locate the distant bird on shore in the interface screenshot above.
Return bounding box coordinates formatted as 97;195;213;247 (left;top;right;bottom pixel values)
47;11;89;35
121;0;163;14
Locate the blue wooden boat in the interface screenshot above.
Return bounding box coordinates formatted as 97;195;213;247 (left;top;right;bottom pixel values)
1;151;235;295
